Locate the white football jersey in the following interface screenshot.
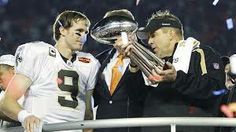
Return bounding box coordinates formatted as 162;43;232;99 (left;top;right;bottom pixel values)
15;41;100;127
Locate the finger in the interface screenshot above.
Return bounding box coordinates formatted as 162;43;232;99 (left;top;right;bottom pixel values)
153;75;163;82
163;69;174;75
29;120;34;132
35;118;41;128
151;68;159;76
127;34;133;38
148;75;158;82
25;118;30;132
148;75;162;83
127;39;133;45
166;62;176;75
228;103;236;112
163;62;172;70
164;69;177;81
121;40;132;49
127;51;131;56
150;70;163;82
114;38;123;47
157;66;163;70
148;75;154;80
115;37;122;42
113;44;119;49
124;45;133;56
221;105;234;118
114;42;122;49
166;62;174;69
33;122;37;132
166;61;172;65
154;66;165;76
121;43;128;50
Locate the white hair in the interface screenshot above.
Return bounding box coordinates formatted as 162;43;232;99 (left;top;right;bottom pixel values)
0;54;15;66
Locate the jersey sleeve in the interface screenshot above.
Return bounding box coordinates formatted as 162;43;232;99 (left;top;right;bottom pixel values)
86;55;101;91
15;42;48;82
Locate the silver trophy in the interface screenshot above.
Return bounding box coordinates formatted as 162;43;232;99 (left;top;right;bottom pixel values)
91;15;166;78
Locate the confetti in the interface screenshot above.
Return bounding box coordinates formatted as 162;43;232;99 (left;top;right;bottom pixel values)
226;18;234;30
212;0;219;6
136;0;140;6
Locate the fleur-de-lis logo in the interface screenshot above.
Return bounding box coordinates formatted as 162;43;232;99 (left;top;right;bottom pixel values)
173;58;179;63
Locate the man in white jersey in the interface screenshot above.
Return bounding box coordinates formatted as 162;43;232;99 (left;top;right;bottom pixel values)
0;10;100;132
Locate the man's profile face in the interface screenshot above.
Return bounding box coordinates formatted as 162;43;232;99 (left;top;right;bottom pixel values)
148;28;174;58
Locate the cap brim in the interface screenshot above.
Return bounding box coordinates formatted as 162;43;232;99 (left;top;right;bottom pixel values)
137;27;150;40
137;21;158;40
137;18;183;40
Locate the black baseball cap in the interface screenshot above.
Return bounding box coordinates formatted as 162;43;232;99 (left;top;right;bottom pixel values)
137;17;182;39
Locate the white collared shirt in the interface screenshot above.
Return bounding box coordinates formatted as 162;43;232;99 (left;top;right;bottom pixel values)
102;51;130;90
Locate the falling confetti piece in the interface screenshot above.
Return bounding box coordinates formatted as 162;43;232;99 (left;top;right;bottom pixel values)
136;0;140;6
226;18;234;30
212;0;219;6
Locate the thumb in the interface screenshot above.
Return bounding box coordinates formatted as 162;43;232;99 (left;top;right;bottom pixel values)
165;62;174;69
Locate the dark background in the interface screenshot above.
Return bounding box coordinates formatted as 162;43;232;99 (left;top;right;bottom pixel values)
0;0;235;56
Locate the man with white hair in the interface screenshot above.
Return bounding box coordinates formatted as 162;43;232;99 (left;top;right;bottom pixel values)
0;54;15;92
0;54;22;127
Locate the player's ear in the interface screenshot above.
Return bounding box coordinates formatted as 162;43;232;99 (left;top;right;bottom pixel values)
59;26;67;36
9;67;15;75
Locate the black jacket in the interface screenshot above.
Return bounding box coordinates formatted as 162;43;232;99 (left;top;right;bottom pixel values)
128;44;226;132
94;48;147;132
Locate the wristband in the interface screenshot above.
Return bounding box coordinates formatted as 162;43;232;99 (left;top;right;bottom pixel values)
18;110;32;123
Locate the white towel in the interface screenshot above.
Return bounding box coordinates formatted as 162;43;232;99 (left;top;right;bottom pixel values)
172;37;200;73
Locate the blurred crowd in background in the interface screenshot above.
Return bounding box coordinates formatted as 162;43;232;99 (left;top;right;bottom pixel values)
0;0;236;56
